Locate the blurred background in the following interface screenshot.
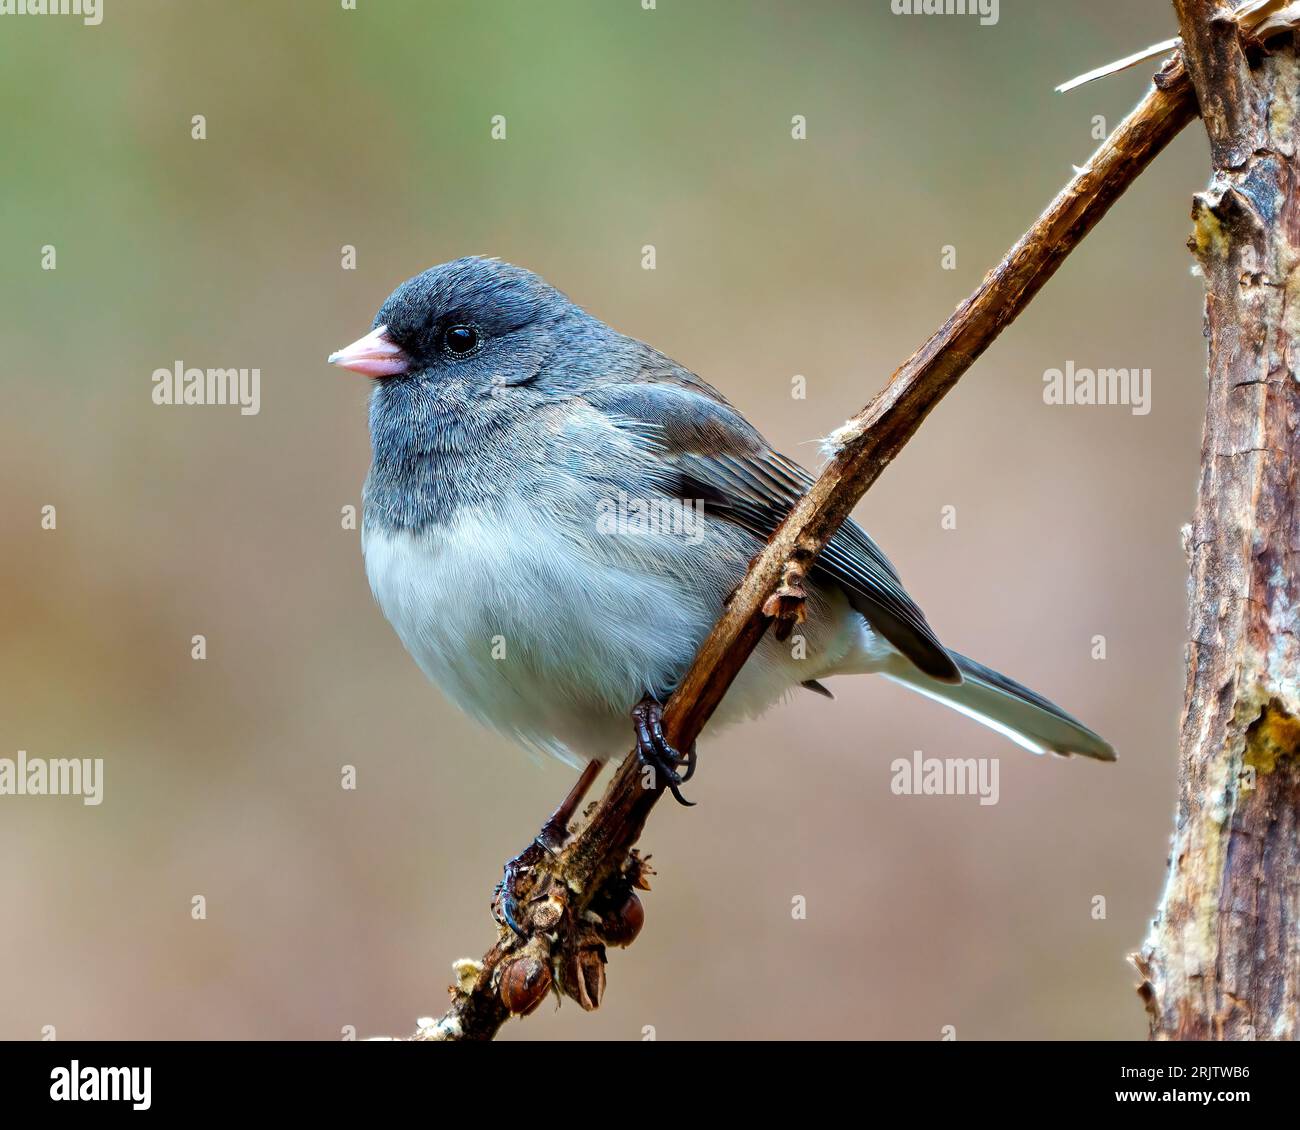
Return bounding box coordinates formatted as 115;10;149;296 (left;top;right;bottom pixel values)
0;1;1210;1040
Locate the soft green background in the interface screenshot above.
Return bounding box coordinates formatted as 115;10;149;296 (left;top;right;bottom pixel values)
1;1;1209;1040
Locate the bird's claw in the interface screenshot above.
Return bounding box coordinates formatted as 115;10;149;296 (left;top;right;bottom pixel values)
492;835;556;937
632;698;696;806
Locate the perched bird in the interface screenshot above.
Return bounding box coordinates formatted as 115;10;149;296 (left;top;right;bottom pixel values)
329;257;1115;918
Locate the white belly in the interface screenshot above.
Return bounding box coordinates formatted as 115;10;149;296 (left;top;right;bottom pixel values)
362;498;874;766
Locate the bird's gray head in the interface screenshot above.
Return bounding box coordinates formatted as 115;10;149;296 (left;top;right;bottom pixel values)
329;256;577;390
331;257;617;531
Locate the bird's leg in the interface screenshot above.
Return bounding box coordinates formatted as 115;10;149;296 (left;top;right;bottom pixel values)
493;759;603;936
539;758;604;849
632;697;696;807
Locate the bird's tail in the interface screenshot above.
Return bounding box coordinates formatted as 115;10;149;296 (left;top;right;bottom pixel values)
880;650;1116;761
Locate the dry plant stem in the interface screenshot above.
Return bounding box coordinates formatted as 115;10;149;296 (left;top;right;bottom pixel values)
418;57;1198;1042
1137;13;1300;1040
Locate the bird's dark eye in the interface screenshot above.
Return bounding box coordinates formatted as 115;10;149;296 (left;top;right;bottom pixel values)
444;324;479;356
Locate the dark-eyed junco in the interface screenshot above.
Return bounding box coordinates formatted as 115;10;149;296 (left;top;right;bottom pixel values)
328;257;1114;838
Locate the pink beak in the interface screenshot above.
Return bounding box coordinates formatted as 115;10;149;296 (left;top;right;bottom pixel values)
327;325;411;378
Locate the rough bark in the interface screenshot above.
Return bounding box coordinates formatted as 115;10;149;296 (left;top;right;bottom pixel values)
414;57;1198;1041
1136;8;1300;1040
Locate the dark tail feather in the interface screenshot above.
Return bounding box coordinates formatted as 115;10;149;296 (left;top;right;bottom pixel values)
881;650;1116;761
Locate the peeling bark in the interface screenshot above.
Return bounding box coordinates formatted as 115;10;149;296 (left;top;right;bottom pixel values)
1138;11;1300;1041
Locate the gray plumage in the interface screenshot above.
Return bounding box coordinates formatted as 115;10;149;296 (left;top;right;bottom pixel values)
344;257;1115;767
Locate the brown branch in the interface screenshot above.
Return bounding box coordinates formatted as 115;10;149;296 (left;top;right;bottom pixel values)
1136;9;1300;1041
414;55;1198;1042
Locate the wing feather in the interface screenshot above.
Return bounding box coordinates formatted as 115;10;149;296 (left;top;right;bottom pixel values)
581;370;960;683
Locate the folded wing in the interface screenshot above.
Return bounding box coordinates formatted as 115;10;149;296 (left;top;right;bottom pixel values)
581;362;961;684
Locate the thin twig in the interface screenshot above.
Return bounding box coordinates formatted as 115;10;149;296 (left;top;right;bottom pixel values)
413;53;1197;1042
1055;1;1300;94
1057;38;1182;94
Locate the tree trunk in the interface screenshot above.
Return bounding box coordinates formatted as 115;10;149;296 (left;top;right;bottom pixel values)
1137;8;1300;1041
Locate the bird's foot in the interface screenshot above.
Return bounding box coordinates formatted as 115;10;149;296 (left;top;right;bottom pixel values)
632;697;696;807
491;760;602;937
492;832;561;938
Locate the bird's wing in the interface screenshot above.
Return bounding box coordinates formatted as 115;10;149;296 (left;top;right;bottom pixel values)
581;369;960;683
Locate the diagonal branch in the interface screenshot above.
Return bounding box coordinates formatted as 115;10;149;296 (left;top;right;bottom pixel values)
414;53;1197;1042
